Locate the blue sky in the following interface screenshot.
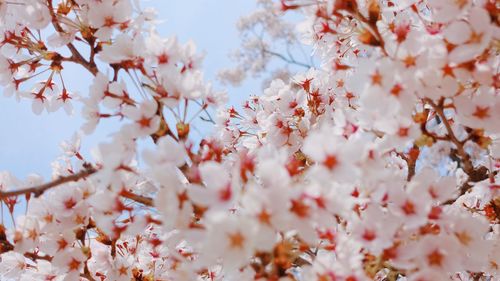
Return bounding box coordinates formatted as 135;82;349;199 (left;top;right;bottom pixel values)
0;0;260;179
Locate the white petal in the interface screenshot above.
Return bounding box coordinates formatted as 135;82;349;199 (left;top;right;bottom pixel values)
444;21;471;45
199;161;229;189
469;7;490;33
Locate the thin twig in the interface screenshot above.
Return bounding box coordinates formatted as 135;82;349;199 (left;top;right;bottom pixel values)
262;49;312;69
24;252;53;262
424;98;491;203
48;0;98;76
396;150;416;181
424;98;474;174
120;190;154;206
0;167;97;199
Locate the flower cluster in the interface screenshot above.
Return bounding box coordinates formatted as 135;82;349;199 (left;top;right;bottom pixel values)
0;0;499;281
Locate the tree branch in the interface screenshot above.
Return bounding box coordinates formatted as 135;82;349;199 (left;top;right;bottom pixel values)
0;167;97;199
24;252;53;262
120;189;154;206
424;98;474;174
424;98;491;203
47;0;98;76
396;150;417;181
262;49;312;69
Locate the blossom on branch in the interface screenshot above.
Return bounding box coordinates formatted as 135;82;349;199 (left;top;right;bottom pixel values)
0;0;499;281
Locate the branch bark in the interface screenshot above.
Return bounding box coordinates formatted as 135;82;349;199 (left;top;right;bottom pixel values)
47;0;98;76
423;98;491;203
424;98;474;174
0;167;97;199
120;189;154;206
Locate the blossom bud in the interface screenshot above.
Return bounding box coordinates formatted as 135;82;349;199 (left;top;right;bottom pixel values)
176;122;190;139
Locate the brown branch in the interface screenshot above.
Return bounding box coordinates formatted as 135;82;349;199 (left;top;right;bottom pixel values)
395;151;416;181
24;252;53;262
82;261;96;281
104;91;136;106
120;189;154;206
47;0;98;76
424;98;474;174
424;98;492;203
0;167;97;199
491;198;500;221
421;121;448;141
443;181;472;205
81;273;96;281
406;157;416;182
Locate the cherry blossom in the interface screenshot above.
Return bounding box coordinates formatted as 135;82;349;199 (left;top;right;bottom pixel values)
122;100;161;137
0;0;499;280
87;0;133;41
